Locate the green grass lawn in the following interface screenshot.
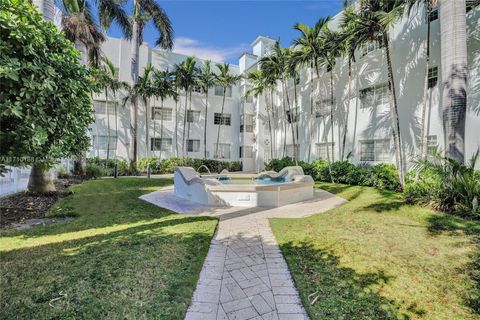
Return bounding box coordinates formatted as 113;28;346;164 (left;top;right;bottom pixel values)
0;178;217;319
270;183;480;320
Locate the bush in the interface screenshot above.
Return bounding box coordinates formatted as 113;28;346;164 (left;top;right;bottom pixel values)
86;163;103;179
132;157;243;175
309;159;330;181
330;161;356;184
365;163;401;191
86;157;129;176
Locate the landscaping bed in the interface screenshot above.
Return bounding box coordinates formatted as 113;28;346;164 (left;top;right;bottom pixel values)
0;178;81;228
0;178;217;319
270;182;480;319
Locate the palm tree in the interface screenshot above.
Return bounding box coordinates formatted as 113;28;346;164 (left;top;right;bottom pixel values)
152;69;177;160
339;6;362;161
352;0;408;186
439;0;468;164
129;0;173;171
214;63;241;159
134;64;155;157
174;57;198;156
33;0;56;22
292;17;331;161
100;57;128;160
246;70;275;160
196;61;216;159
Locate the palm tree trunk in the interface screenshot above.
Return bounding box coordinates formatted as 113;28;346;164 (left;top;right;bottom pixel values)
383;33;405;186
160;99;164;160
182;90;188;156
419;3;432;159
174;89;179;157
266;93;274;160
204;91;209;159
215;88;227;158
307;65;314;162
33;0;55;22
129;9;140;173
342;59;352;160
283;79;297;161
439;0;467;164
106;88;111;160
114;94;118;159
145;98;149;157
329;68;335;163
153;104;157;159
186;89;192;154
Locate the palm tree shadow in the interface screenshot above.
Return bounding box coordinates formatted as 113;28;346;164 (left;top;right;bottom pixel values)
426;214;480;315
279;241;423;319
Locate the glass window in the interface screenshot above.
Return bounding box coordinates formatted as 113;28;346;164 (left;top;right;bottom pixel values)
187;110;200;123
428;6;439;22
187;139;200;152
315;99;334;118
192;85;202;94
214;143;231;159
92;135;117;150
214;113;231;126
316;142;334;160
152;107;172;121
240;146;253;158
467;0;480;12
286;107;299;123
427;135;438;156
428;66;438;88
360;139;390;161
361;35;384;56
214;85;232;97
360;84;389;108
94;101;117;115
151;138;172;151
240;114;254;132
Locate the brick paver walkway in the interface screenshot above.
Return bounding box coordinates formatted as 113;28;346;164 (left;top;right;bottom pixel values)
182;190;347;320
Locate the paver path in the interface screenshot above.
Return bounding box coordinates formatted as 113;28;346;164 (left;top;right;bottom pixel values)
141;189;347;320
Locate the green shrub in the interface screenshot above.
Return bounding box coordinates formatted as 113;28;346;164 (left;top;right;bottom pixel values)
330;161;356;184
137;157;162;174
365;163;401;191
309;159;330;181
86;163;104;179
86;157;129;176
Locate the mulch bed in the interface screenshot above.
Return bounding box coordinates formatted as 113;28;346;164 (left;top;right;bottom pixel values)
0;178;82;228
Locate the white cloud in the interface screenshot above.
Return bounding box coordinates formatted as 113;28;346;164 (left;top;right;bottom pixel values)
173;37;249;63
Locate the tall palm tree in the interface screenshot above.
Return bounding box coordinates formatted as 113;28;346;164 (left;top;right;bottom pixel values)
135;64;155;157
292;17;331;161
129;0;173;171
439;0;468;164
196;61;216;159
152;69;177;160
339;6;362;161
174;57;198;156
214;63;241;159
246;69;275;159
352;0;408;186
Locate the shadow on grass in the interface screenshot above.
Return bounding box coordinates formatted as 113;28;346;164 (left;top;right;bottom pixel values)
279;241;423;319
426;214;480;315
1;213;215;320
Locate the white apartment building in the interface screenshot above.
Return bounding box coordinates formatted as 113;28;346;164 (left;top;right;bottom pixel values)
92;3;480;172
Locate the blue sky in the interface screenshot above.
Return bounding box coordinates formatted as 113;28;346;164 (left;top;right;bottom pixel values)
108;0;343;64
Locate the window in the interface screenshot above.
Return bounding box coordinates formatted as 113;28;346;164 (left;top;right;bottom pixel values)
94;101;116;115
428;66;438;88
239;146;254;158
151;138;172;151
315;99;334;118
428;5;439;22
92;135;117;150
360;139;390;161
426;135;438;156
187;110;200;122
326;64;332;73
152;107;172;121
286;144;299;158
286;108;299;123
240;114;254;133
316;142;334;160
215;85;232;97
361;35;384;56
243;85;254;103
214;113;231;125
214;143;231;159
187;139;200;152
360;84;389;108
192;85;202;94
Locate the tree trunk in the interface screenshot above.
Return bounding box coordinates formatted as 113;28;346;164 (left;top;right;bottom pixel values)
145;98;149;157
182;90;188;156
307;65;314;162
204;91;209;159
174;89;179;157
283;79;296;161
73;41;88;176
106;88;111;160
342;59;352;160
439;0;467;164
329;67;335;163
33;0;55;22
28;164;55;193
383;34;405;186
419;3;432;159
114;96;118;159
186;89;192;155
215;88;227;158
266;93;274;161
129;6;140;173
160;99;164;160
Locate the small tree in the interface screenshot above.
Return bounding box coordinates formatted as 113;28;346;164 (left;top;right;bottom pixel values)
0;0;94;192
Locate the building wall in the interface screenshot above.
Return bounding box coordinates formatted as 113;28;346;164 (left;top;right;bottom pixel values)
93;5;479;172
